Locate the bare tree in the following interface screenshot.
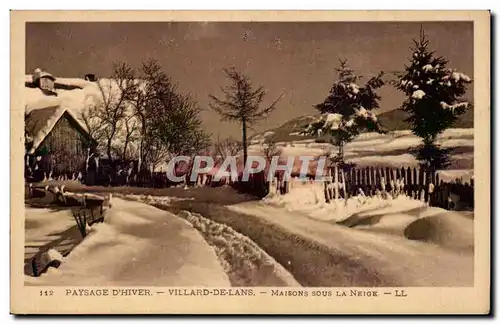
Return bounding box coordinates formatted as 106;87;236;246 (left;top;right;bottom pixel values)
79;104;105;152
152;91;209;157
128;59;209;171
144;136;170;172
209;67;282;165
213;136;243;161
129;60;170;169
92;62;137;160
121;114;139;160
262;136;283;164
80;59;208;173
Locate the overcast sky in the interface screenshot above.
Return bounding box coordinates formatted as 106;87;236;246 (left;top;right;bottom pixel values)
26;21;473;139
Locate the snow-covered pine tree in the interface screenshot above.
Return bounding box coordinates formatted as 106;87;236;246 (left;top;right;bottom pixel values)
304;59;385;167
394;28;472;171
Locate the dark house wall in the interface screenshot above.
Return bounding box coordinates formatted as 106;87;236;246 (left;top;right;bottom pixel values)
37;112;94;175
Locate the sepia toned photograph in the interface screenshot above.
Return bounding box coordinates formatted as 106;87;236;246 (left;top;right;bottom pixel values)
10;10;490;314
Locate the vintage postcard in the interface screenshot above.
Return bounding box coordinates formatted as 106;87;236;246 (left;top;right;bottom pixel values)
10;10;490;315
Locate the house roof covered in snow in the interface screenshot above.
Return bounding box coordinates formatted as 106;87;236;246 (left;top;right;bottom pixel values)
25;105;93;154
37;71;56;81
24;70;97;154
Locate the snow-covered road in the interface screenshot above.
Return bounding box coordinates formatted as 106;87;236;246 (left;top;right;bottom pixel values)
227;202;473;287
26;198;231;286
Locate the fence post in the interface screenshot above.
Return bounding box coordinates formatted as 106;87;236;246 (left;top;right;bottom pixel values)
326;168;331;201
369;167;374;195
406;167;412;197
375;168;380;191
356;168;361;196
391;168;397;194
365;167;370;195
350;168;356;196
324;174;330;203
334;164;339;200
422;169;428;202
360;168;364;196
380;167;386;191
434;173;440;207
443;185;449;210
341;168;347;200
400;167;406;194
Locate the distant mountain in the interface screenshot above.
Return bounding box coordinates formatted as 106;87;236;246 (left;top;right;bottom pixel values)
377;106;474;131
250;115;323;143
251;106;474;144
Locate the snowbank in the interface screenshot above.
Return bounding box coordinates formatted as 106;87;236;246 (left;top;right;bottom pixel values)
404;212;474;251
335;200;473;254
229;201;473;287
262;182;426;223
26;198;231;286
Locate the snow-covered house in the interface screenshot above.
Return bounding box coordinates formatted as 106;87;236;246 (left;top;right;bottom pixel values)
25;105;97;177
24;69;98;179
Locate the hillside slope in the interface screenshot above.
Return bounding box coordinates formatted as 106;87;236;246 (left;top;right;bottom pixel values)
251;107;474;143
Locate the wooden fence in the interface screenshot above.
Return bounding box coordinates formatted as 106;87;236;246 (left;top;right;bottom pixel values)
342;166;473;210
343;166;437;199
270;166;474;211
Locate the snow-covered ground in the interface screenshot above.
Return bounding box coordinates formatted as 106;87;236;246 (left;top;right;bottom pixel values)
24;207;83;276
25;185;473;287
229;200;473;287
26;198;231;286
120;185;473;287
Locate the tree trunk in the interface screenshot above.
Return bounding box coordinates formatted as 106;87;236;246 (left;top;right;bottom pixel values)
242;119;248;166
122;138;130;161
107;138;113;161
139;135;150;172
138;116;148;171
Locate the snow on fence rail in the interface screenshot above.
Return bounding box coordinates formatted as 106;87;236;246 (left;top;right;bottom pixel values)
269;166;474;211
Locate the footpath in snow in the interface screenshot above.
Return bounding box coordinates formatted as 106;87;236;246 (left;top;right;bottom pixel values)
126;194;301;287
26;198;231;286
